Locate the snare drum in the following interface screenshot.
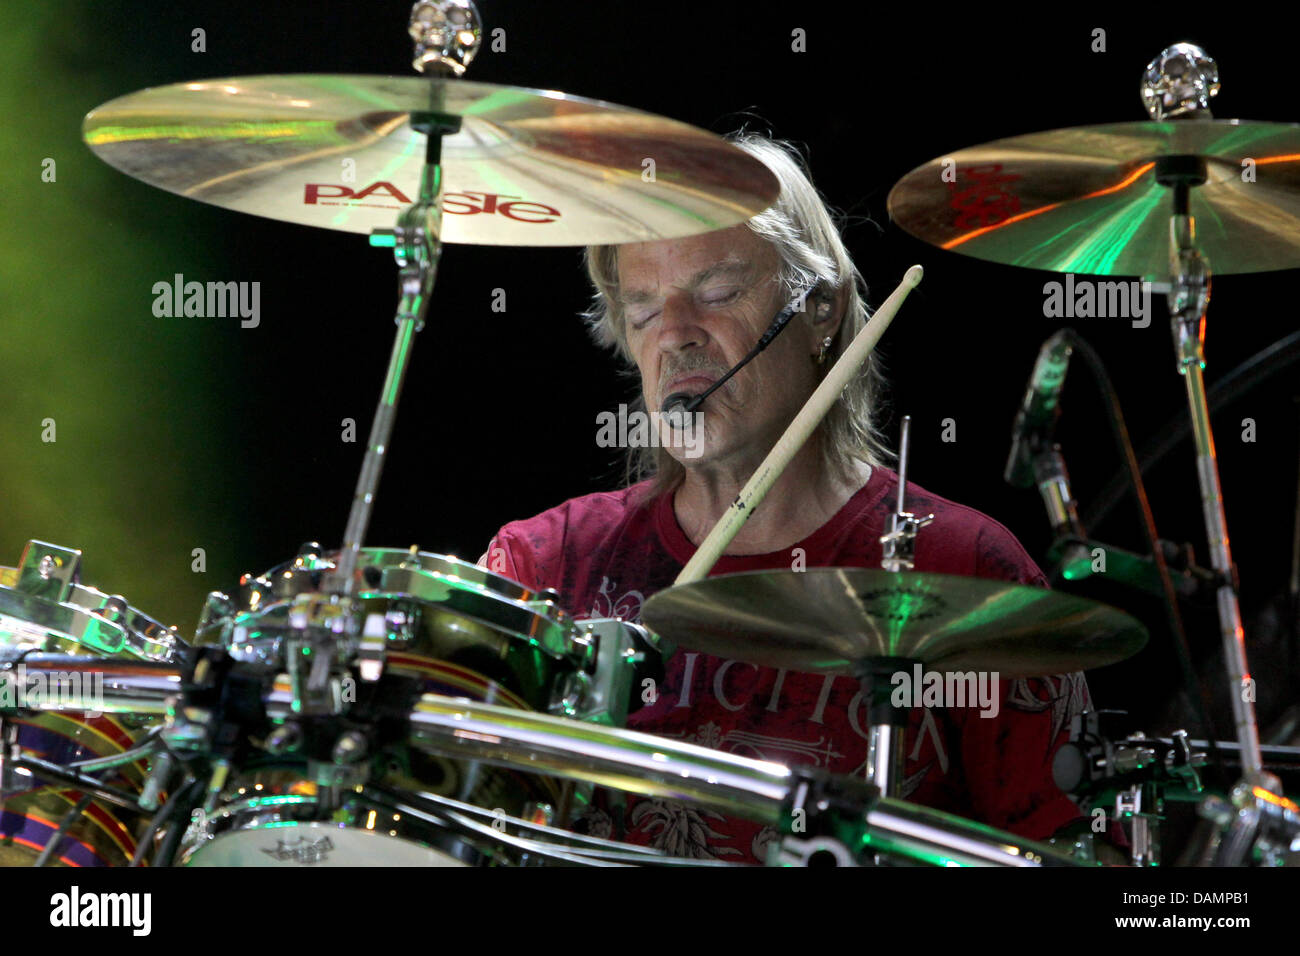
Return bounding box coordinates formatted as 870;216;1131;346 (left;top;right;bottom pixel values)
184;546;592;866
0;540;186;866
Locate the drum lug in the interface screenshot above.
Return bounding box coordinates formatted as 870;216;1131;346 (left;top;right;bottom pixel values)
397;546;425;572
292;541;328;570
331;729;369;765
15;540;82;602
197;591;236;635
264;721;304;756
299;731;374;790
547;670;591;719
310;758;370;789
558;619;656;726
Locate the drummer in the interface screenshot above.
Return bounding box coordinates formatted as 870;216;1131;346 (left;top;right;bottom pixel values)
480;132;1091;863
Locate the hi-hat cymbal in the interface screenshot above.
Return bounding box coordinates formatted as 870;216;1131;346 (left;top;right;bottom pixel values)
83;75;779;246
887;120;1300;276
641;569;1147;679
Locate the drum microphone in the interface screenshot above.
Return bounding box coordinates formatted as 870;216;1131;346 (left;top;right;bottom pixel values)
1005;331;1092;579
1004;330;1073;488
1006;332;1204;597
660;281;823;425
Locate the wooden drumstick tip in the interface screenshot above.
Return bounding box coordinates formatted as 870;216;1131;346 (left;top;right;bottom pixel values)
904;264;924;288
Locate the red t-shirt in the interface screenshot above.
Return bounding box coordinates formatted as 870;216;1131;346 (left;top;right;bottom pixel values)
485;466;1089;862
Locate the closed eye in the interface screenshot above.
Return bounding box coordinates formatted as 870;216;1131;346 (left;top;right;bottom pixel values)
628;309;660;331
700;288;741;307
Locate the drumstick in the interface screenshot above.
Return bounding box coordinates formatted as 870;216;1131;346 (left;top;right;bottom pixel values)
674;264;923;585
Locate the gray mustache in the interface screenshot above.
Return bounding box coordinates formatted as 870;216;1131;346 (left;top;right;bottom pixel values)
658;354;729;394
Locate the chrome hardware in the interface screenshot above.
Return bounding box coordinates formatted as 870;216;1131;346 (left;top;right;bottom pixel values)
264;721;303;756
202;758;232;815
138;750;176;812
310;758;369;789
1141;42;1219;121
332;730;369;765
284;593;363;714
0;718;20;797
551;619;650;726
774;836;860;867
162;704;213;754
197;591;236;633
409;0;482;76
1165;730;1205;795
359;612;388;683
880;416;934;572
16;540;82;601
397;545;424;572
1116;785;1158;866
548;670;591;719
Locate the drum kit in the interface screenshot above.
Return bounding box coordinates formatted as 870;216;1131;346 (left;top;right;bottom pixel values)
2;4;1299;868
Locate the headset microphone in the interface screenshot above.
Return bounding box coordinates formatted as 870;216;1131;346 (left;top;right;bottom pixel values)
660;282;827;425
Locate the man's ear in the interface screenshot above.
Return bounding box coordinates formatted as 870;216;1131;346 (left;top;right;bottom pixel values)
812;283;848;339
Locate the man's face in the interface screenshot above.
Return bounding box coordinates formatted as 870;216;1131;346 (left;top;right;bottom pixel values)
618;224;823;467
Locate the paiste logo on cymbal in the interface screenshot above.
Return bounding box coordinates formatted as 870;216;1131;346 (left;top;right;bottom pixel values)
303;182;561;223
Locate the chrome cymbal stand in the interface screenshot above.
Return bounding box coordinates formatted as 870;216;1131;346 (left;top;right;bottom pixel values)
1142;45;1284;861
290;2;479;715
332;1;479;598
866;416;934;798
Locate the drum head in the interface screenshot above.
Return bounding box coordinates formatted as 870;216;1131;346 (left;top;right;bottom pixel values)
184;822;467;867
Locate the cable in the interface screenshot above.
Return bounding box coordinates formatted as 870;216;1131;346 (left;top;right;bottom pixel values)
1060;329;1226;779
1085;329;1300;529
130;776;201;867
32;792;95;867
69;727;164;772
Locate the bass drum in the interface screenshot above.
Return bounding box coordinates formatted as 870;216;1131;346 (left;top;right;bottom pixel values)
183;546;587;866
0;713;153;867
0;541;187;866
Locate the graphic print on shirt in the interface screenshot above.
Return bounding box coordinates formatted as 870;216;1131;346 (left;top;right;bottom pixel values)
629;799;744;859
1006;673;1090;755
589;576;645;623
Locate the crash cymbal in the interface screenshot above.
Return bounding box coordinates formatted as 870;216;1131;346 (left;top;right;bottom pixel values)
641;568;1147;679
83;75;779;246
887;120;1300;276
